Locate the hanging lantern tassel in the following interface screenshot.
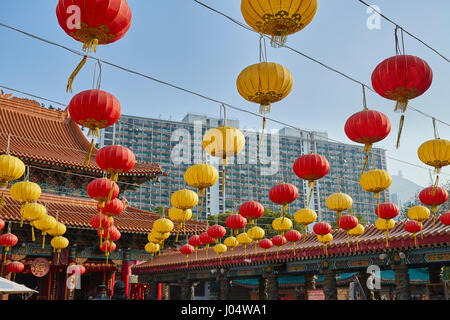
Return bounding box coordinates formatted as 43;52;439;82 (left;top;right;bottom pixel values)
195;247;198;260
282;204;288;217
276;246;279;258
244;245;247;258
347;233;350;248
323;243;328;257
20;206;25;228
221;158;227;195
361;143;373;176
57;249;61;265
307;181;315;208
42;233;46;249
396;114;405;149
254;242;258;254
259;116;267;146
84;137;95;166
292;242;296;256
185;254;189;268
219;255;222;265
67;55;88;93
206;244;209;259
199;189;205;217
419;223;424;239
413;233;417;248
356;237;360;251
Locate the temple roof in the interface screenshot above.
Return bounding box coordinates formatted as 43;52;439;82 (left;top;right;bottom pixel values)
132;218;450;273
0;93;162;176
0;192;206;234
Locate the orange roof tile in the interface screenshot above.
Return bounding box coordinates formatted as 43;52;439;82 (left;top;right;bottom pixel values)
0;94;161;176
0;192;206;234
133;218;450;273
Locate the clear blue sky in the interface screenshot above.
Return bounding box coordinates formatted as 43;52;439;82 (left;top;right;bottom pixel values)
0;0;449;187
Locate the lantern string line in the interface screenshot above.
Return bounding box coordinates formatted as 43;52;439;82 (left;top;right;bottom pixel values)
358;0;450;63
0;20;448;130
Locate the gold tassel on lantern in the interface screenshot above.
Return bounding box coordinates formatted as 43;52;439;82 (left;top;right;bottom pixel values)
307;181;315;208
67;55;88;93
396;114;405;149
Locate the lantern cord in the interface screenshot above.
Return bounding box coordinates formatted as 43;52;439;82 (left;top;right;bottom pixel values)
307;181;315;209
259;34;268;63
96;59;103;90
394;25;406;56
432;118;440;139
396;115;405;149
361;84;368;110
66;55;88;93
92;63;97;89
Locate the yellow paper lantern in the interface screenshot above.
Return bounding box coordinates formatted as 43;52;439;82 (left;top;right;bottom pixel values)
145;242;160;258
184;164;219;215
237;62;293;142
317;233;333;256
326;192;353;222
272;217;292;236
202;126;245;193
236;232;252;257
47;222;67;237
10;181;42;227
168;207;184;223
22;202;46;241
213;243;228;264
153;218;174;234
360;169;392;198
50;236;69;264
147;233;159;243
241;0;318;46
34;215;57;249
348;224;365;250
417;138;450;187
294;208;317;239
171;189;198;210
224;236;239;255
0;155;25;188
375;218;395;247
407;205;430;239
247;226;265;254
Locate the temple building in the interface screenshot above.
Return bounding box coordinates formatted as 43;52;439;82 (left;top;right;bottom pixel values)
0;93;207;300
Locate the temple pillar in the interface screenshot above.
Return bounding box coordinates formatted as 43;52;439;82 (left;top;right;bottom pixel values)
428;264;442;284
146;281;159;300
264;273;279;300
121;260;131;298
303;273;316;300
392;263;411;300
180;279;195;300
258;277;266;300
322;264;337;300
217;273;230;300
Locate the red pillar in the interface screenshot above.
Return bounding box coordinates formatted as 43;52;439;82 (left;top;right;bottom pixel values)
158;283;162;300
110;272;115;298
121;260;130;298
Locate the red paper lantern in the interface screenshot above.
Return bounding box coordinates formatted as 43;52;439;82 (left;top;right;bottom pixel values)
56;0;133;91
225;214;247;235
180;244;195;267
90;214;113;229
68;90;121;165
108;226;121;242
258;239;273;260
239;201;264;225
344;109;391;173
96;145;136;182
0;218;4;231
371;55;433;148
207;225;226;243
100;241;116;253
271;235;286;258
293;154;329;208
440;212;450;225
293;154;329;185
87;178;119;208
99;198;124;217
269;183;299;214
188;235;203;248
6;261;24;274
337;215;358;231
375;203;399;219
0;233;18;252
313;222;331;236
419;186;448;213
285;230;301;256
404;220;422;247
199;232;215;245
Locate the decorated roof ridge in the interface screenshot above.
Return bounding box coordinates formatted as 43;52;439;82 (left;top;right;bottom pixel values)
0;93;162;175
132;218;450;272
0;192;206;234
